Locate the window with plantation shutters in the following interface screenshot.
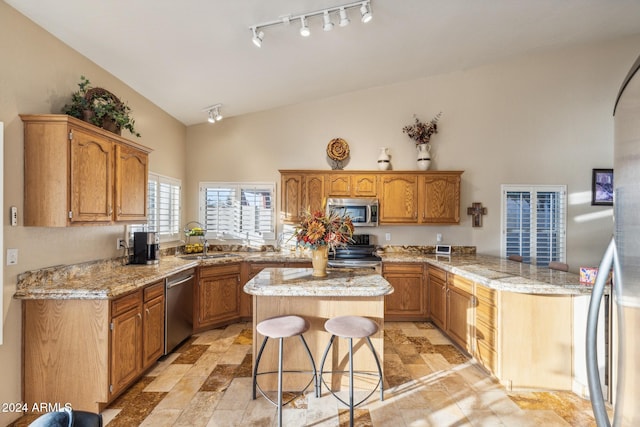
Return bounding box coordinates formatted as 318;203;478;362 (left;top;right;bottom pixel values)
501;185;566;266
200;182;275;243
134;173;181;242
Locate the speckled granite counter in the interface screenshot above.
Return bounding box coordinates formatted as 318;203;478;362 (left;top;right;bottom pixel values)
243;267;393;297
14;249;596;300
14;257;199;299
380;253;598;295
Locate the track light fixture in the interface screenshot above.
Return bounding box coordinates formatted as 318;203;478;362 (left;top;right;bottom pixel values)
251;27;264;47
339;7;350;27
360;2;372;23
249;0;372;47
203;104;223;124
299;16;310;37
323;11;334;31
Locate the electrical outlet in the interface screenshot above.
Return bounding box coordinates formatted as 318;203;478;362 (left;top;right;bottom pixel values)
437;233;443;242
117;238;126;249
7;248;18;266
385;233;391;241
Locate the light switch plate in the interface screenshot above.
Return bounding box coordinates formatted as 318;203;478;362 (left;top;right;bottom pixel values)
10;206;17;226
7;248;18;266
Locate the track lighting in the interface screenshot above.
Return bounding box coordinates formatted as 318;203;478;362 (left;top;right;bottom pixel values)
299;16;310;37
339;7;350;27
360;2;372;23
203;104;223;124
323;11;334;31
249;0;371;47
251;27;263;47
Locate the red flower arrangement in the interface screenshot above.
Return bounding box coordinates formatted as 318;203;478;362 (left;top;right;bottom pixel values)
294;209;354;250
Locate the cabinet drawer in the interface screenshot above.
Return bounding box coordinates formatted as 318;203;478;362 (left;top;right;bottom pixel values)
383;263;423;274
476;300;497;326
476;341;498;374
475;285;496;304
144;281;165;302
475;317;497;348
449;274;473;294
111;291;141;317
200;263;241;278
428;266;447;282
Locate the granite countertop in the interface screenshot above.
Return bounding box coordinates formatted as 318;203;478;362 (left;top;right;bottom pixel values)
382;253;599;296
243;267;394;297
14;249;599;300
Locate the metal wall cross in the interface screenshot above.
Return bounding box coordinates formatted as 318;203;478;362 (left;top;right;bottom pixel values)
467;202;487;227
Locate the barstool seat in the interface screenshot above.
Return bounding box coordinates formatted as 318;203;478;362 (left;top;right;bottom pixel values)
319;315;383;427
257;315;310;338
253;315;317;427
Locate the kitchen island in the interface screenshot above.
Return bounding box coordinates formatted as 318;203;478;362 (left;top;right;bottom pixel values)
244;267;393;391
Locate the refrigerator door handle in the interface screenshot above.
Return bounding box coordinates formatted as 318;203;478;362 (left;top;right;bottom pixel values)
586;237;619;427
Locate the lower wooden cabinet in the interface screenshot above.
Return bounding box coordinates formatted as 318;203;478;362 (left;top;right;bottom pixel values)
195;263;241;330
110;280;165;396
383;262;427;321
427;266;447;330
23;279;165;413
240;262;285;319
427;266;473;353
446;274;474;351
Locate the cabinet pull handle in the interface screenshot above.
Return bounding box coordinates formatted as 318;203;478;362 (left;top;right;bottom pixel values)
109;205;113;215
137;312;142;320
145;308;150;316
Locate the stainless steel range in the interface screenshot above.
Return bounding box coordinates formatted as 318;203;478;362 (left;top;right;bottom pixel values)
328;234;382;270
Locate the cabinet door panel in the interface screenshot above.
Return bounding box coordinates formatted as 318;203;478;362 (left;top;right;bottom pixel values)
304;174;326;214
115;144;148;221
447;286;473;351
384;273;425;319
428;276;446;330
421;174;461;224
143;295;165;368
353;174;377;197
111;308;141;395
199;274;240;326
70;128;113;223
379;175;418;223
327;174;351;196
281;174;302;222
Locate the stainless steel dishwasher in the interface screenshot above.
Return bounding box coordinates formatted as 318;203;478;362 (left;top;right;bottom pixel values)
165;268;195;355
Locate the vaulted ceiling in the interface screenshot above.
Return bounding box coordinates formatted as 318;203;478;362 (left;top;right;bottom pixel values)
6;0;640;125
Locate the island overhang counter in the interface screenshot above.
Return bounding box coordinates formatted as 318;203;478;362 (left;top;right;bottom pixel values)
244;267;393;392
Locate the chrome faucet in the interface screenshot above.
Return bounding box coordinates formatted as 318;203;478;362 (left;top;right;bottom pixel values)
203;239;208;256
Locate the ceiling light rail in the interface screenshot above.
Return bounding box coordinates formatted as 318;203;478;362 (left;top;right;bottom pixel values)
203;104;223;123
250;0;372;47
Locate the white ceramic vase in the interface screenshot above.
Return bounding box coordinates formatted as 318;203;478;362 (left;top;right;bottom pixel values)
417;143;431;170
377;147;391;170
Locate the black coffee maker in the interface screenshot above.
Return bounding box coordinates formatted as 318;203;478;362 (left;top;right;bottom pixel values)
131;232;160;264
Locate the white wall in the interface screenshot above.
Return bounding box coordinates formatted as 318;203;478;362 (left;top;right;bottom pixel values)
0;4;187;425
186;35;640;269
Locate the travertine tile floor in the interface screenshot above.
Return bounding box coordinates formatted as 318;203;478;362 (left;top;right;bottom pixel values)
12;321;602;426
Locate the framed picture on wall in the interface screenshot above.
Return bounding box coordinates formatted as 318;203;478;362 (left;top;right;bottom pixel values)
591;168;614;206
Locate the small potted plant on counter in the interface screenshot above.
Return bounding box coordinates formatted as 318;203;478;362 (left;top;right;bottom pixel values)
61;75;141;137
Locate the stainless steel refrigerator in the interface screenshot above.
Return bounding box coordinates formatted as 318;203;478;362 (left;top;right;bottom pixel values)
587;55;640;426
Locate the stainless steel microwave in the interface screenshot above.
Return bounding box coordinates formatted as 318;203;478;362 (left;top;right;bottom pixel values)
326;197;379;227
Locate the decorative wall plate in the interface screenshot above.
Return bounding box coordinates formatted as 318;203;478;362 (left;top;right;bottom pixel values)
327;137;350;170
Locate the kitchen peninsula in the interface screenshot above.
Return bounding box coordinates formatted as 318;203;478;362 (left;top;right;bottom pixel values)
15;250;601;411
243;267;393;391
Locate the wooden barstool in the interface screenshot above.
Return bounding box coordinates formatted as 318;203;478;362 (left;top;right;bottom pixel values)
318;315;383;427
252;315;317;427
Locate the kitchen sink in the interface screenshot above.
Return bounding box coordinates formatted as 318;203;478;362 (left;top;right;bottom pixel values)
178;253;239;260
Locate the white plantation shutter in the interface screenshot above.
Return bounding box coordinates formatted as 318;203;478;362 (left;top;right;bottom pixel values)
200;182;275;242
135;173;181;242
501;185;566;266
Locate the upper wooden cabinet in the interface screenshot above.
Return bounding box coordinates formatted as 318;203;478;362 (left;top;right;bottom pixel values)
280;170;462;225
21;114;151;226
327;173;377;197
379;174;419;223
280;172;325;223
419;173;461;224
